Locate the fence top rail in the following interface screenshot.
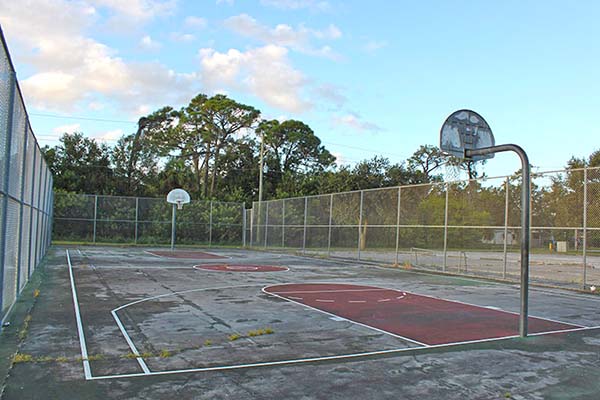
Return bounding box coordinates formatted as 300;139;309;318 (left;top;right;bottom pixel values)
54;192;244;206
0;26;48;171
253;165;600;207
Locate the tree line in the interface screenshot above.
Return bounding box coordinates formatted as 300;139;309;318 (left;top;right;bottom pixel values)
42;93;473;206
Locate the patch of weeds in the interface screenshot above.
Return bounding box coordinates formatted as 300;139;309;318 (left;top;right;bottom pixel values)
33;289;40;298
248;328;274;337
403;261;412;270
504;393;512;398
158;349;172;358
140;352;153;358
35;356;54;363
121;352;138;359
17;315;32;341
228;333;240;341
203;339;212;346
55;356;69;363
12;353;34;364
87;354;105;361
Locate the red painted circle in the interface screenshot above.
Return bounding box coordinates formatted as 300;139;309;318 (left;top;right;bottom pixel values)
194;264;288;272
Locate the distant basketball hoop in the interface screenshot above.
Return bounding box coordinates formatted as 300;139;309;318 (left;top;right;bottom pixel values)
166;189;191;250
167;188;191;210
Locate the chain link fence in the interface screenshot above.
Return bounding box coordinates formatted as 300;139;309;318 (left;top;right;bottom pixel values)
0;28;53;323
250;167;600;290
53;193;245;247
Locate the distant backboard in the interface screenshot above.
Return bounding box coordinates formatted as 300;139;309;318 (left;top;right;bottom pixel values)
167;188;191;209
440;109;495;161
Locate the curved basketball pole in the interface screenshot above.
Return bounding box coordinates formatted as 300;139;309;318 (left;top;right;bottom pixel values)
465;144;531;338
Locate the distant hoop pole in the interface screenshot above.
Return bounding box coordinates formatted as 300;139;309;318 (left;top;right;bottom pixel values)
171;204;177;251
466;144;530;337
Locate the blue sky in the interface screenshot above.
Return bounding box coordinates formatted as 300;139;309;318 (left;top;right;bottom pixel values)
1;0;599;179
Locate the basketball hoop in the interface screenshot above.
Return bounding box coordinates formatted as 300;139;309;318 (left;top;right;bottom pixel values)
167;188;191;209
166;188;191;250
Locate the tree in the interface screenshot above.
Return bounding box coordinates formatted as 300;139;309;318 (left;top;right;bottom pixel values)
257;119;335;197
43;132;114;194
203;95;260;197
407;145;445;182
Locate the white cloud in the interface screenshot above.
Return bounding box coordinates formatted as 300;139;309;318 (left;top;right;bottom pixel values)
170;32;196;42
332;113;383;133
216;0;234;5
0;0;198;114
93;128;124;142
89;0;176;21
140;35;162;50
52;123;81;135
312;83;347;108
260;0;330;11
224;14;342;59
363;40;388;53
184;16;207;29
199;45;311;113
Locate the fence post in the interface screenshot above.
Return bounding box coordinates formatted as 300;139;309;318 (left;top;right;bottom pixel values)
209;201;213;247
93;195;98;243
443;183;449;272
327;193;334;256
0;70;16;315
282;199;285;248
134;197;139;244
34;164;44;265
395;187;402;265
27;149;37;278
249;207;254;247
358;190;364;261
242;207;246;247
302;197;308;254
503;177;510;279
583;166;588;289
15;122;29;292
264;201;269;249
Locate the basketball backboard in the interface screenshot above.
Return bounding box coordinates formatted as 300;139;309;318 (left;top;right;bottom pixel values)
440;109;495;161
167;188;191;209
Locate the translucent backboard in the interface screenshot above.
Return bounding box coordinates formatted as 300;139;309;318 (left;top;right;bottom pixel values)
440;109;495;161
167;188;191;209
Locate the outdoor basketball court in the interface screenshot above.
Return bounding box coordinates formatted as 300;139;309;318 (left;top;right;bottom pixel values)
5;245;600;398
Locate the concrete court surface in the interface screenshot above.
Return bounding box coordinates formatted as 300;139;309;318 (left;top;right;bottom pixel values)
1;245;600;399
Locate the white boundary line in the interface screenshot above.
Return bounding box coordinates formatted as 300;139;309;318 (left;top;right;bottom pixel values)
94;278;600;381
261;287;429;347
144;250;232;260
192;264;290;273
66;249;92;380
87;325;600;381
110;309;151;374
264;282;585;330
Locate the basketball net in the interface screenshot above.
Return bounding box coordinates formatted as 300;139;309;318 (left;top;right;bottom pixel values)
444;162;462;182
177;200;183;210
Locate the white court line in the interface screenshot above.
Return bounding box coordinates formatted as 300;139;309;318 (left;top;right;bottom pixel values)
111;310;151;374
267;282;585;330
87;324;600;381
270;288;391;295
315;299;335;303
144;250;232;260
66;250;92;380
262;287;429;347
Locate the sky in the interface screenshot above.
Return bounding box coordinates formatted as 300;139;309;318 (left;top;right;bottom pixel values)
1;0;599;180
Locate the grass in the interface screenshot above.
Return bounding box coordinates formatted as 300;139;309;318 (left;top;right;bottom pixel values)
12;353;33;364
158;349;172;358
228;333;241;341
203;339;212;346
